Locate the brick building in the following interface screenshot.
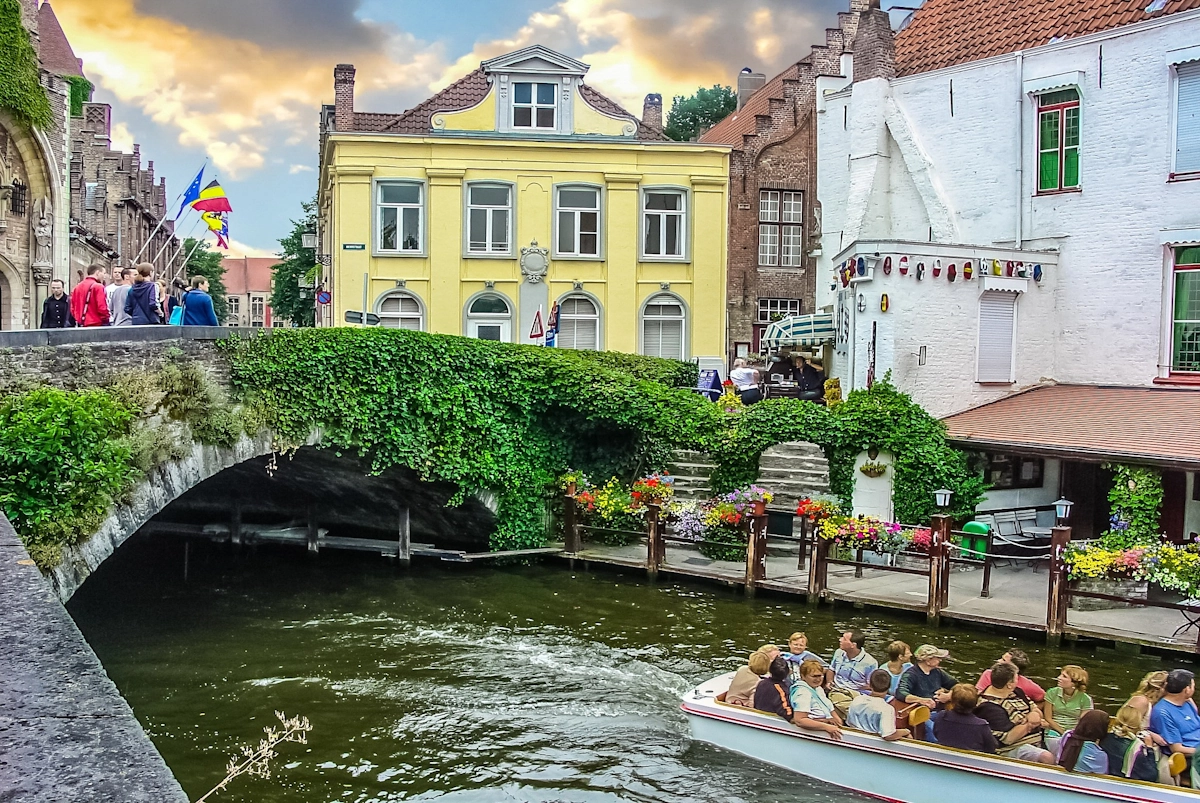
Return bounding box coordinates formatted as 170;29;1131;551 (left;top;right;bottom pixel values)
222;256;282;327
699;2;871;360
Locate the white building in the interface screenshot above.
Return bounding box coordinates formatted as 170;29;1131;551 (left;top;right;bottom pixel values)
814;0;1200;539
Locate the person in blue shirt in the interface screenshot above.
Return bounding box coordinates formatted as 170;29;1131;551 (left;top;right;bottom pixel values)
181;276;220;326
783;631;827;685
1055;709;1110;775
1149;668;1200;772
827;629;879;717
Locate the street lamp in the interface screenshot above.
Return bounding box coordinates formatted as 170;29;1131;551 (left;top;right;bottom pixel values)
1053;498;1074;523
934;488;952;508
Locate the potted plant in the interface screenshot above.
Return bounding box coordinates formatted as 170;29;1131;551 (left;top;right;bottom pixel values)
699;500;748;562
1063;543;1151;610
796;495;842;522
590;477;645;546
631;472;675;507
727;485;773;517
859;461;888;478
558;468;590;498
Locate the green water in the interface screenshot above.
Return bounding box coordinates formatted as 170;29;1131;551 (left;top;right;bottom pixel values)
69;538;1177;803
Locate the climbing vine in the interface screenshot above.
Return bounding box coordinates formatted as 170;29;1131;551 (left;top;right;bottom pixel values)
66;75;93;118
1100;463;1164;549
0;0;53;130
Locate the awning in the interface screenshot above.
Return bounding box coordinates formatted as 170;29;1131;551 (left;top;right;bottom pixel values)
761;313;835;349
942;384;1200;470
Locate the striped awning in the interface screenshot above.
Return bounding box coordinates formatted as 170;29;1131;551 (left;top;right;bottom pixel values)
761;313;835;349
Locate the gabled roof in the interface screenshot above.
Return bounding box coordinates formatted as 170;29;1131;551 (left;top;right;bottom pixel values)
222;257;279;295
699;65;800;146
895;0;1200;77
481;45;589;76
37;3;83;78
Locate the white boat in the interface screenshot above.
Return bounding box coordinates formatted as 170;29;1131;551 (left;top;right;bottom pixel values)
682;673;1198;803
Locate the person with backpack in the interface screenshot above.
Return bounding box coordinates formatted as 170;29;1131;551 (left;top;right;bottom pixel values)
179;275;220;326
69;264;110;327
124;264;162;325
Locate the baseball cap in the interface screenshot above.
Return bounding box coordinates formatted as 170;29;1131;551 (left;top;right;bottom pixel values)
915;644;950;661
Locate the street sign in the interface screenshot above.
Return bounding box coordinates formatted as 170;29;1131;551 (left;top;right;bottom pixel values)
344;311;380;325
529;309;544;340
316;291;331;305
342;243;366;251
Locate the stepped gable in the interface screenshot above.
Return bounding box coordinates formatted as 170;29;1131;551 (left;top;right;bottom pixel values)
895;0;1200;77
36;3;83;78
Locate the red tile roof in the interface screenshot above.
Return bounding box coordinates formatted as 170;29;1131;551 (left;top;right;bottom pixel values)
942;384;1200;468
222;257;278;295
699;65;800;146
37;3;83;78
895;0;1200;77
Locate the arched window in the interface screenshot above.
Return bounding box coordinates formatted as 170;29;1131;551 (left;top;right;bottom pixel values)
641;294;686;360
467;293;512;341
378;291;424;330
557;296;599;350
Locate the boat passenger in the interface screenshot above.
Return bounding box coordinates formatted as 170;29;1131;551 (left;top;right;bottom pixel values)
789;658;843;741
1101;704;1169;783
752;656;796;723
827;630;879;717
727;650;773;707
1043;665;1094;740
976;661;1054;764
847;669;910;742
933;684;998;754
783;631;827;685
1149;669;1200;774
976;649;1046;704
1055;709;1111;775
1127;671;1169;732
896;644;956;708
883;641;912;696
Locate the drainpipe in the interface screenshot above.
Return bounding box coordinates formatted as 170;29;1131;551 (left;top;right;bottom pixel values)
1015;51;1024;250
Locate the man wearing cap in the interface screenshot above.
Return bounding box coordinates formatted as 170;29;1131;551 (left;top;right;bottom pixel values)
897;645;958;709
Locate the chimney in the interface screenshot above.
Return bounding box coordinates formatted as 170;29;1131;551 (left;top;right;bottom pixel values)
851;3;896;83
334;64;356;132
641;93;662;134
737;68;766;110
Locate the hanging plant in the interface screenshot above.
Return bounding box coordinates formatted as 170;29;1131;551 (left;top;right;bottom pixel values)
859;461;888;478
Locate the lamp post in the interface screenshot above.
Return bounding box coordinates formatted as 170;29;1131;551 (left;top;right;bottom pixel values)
1053;497;1074;524
929;489;954;625
934;488;952;508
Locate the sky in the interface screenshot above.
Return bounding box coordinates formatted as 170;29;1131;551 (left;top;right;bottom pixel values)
48;0;916;257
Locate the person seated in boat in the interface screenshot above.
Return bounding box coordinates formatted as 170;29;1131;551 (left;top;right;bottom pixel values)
1055;709;1110;775
883;641;912;697
976;649;1045;705
783;631;826;684
896;644;956;709
847;669;910;742
1149;669;1200;775
976;661;1054;764
789;658;844;740
932;684;998;754
753;656;796;723
1127;671;1169;736
827;630;878;717
727;649;773;707
1043;665;1094;743
1101;704;1168;783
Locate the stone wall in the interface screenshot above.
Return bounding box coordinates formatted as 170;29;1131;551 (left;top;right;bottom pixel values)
0;512;189;802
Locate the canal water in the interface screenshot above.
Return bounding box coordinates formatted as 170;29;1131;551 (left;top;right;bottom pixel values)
70;538;1177;803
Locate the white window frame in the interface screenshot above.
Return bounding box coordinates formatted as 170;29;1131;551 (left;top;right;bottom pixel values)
976;291;1018;384
758;190;804;267
640;187;690;262
513;81;557;131
1173;61;1200;178
374;179;426;257
250;296;265;321
376;290;426;331
553;184;603;259
227;296;240;321
464;291;514;343
555;294;602;350
639;292;688;360
757;297;802;323
464;181;514;258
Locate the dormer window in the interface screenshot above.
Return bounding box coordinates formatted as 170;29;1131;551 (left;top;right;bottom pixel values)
514;82;556;129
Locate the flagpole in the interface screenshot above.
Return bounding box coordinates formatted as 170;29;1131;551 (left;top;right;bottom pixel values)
132;159;207;263
159;216;204;277
174;236;208;283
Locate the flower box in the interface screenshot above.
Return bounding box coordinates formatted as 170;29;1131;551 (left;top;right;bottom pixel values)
1070;578;1150;611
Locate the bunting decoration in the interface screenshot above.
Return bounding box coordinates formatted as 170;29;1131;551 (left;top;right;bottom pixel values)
193;180;233;213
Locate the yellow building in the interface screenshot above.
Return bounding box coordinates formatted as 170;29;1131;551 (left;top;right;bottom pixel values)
317;46;729;363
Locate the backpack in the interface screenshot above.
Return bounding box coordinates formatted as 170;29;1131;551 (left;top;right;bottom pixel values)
169;292;186;325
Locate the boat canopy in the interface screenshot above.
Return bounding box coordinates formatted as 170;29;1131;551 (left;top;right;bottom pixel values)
761;313;835;351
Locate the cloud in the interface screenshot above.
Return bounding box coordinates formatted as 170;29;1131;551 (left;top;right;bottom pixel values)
109;121;135;153
54;0;444;178
289;164;315;174
223;239;278;259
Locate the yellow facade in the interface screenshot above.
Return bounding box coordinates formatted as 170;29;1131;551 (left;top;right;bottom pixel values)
318;48;729;362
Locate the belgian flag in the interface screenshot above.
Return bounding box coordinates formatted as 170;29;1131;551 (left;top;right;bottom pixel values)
192;180;232;213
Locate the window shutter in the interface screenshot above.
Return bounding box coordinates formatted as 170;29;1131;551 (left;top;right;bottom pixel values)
977;292;1017;383
1178;63;1200;175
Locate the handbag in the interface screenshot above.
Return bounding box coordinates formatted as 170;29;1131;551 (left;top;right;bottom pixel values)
169;292;186;325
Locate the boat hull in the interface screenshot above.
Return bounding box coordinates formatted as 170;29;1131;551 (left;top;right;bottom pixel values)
683;674;1196;803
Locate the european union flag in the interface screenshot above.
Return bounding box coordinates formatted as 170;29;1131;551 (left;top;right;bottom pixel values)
177;165;205;218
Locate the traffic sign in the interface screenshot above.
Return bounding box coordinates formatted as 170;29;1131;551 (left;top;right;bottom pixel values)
344;311;380;325
316;291;331;305
529;309;544;339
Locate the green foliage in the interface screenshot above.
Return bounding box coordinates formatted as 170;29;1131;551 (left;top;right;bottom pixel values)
270;197;316;327
569;350;698;388
66;76;93;117
698;525;747;563
158;357;244;447
0;388;135;566
0;0;52;130
182;237;229;322
664;85;737;142
1100;464;1164;549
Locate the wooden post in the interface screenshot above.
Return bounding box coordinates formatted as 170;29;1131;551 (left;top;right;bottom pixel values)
563;491;581;554
855;547;864;579
183;540;190;583
927;515;952;625
307;505;319;554
1046;525;1071;644
940;531;953;610
808;535;830;603
796;515;808;571
646;503;662;579
745;513;768;595
230;498;243;547
980;527;994;598
398;506;411;566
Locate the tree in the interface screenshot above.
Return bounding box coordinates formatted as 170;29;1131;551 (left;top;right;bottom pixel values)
663;85;737;142
270;197;317;327
181;237;229;322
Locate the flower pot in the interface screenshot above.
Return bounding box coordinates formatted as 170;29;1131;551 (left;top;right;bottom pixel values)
751;500;766;517
566;481;577;497
1069;578;1149;611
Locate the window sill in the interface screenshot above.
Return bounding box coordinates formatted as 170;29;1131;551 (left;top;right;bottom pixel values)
1153;374;1200;386
463;252;516;260
1034;187;1081;197
639;256;690;264
1168;172;1200;183
372;251;427;258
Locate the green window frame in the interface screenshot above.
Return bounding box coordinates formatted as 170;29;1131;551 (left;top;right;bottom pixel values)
1037;88;1080;193
1173;246;1200;373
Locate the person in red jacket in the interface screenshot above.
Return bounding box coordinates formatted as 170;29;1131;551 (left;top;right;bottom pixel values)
70;263;110;327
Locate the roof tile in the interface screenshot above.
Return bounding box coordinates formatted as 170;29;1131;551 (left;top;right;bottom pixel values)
37;3;83;78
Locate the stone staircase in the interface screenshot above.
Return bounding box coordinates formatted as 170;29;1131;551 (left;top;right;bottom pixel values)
666;442;830;508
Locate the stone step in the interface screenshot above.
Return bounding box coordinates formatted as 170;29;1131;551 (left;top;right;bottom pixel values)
757;466;830;480
666;464;714;478
757;455;829;471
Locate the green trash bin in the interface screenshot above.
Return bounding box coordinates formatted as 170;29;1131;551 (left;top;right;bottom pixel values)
961;520;989;560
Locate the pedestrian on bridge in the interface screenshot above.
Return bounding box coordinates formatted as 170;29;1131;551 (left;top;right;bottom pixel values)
180;276;219;326
69;264;110;327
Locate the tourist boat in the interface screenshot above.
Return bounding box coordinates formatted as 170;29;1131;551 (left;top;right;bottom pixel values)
682;673;1197;803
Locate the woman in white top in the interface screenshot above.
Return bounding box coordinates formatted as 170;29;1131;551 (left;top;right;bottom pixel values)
788;658;843;740
729;359;762;404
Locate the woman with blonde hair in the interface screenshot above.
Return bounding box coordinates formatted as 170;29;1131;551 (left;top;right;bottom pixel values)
1101;703;1176;783
726;649;773;708
1043;665;1093;740
1127;671;1169;731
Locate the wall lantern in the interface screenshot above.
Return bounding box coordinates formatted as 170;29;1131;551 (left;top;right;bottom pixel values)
857;293;867;312
934;488;952;508
1053;498;1074;522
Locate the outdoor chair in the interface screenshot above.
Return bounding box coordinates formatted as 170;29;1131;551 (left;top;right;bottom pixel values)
991;511;1027;568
